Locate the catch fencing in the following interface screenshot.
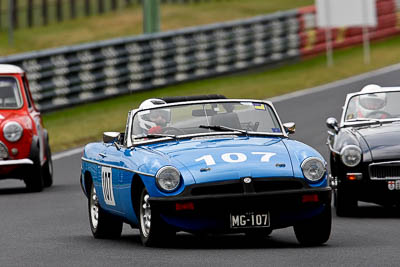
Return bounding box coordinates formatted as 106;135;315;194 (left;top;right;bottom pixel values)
0;0;225;29
0;0;399;112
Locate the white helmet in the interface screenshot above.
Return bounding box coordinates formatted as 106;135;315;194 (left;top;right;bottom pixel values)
358;84;386;115
137;99;170;131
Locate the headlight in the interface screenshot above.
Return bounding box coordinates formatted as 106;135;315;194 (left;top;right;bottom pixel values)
301;157;326;182
340;145;362;167
156;166;181;192
3;121;23;142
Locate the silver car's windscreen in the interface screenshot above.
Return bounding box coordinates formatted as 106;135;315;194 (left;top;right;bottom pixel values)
345;91;400;121
0;77;22;109
131;101;282;138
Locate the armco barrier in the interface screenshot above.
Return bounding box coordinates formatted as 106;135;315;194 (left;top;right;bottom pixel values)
299;0;400;57
0;10;300;112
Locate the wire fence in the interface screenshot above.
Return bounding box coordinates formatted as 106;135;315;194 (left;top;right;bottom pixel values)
0;0;220;30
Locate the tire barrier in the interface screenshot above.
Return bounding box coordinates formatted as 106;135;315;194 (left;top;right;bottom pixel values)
0;10;300;112
298;0;400;57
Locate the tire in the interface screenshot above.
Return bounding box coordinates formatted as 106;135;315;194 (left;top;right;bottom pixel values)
138;187;175;247
335;185;357;217
294;205;332;246
42;143;53;187
25;161;44;192
88;183;123;239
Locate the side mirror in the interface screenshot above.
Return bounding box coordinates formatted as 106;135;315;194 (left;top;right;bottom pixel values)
103;132;120;143
283;122;296;134
326;117;339;133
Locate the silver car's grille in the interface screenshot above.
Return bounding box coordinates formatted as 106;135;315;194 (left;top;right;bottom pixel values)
369;161;400;180
0;141;9;159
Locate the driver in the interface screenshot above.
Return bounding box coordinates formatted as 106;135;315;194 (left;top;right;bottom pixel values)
357;84;387;119
137;98;171;134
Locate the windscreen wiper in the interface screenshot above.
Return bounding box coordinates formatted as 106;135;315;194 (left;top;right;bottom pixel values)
199;125;248;135
136;133;177;139
347;118;381;122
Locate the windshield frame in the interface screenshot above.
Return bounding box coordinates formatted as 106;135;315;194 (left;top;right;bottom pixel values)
341;88;400;127
127;99;286;147
0;75;23;110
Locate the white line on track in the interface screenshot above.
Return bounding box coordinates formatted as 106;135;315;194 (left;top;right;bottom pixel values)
52;61;400;161
269;62;400;103
52;146;84;161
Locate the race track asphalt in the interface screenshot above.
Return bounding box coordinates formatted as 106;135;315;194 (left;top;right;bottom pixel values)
1;64;400;266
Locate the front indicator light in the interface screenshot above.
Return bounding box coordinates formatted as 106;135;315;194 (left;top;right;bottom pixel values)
347;173;362;181
175;202;194;211
302;194;319;203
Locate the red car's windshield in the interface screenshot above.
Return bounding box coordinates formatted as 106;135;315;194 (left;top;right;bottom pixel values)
0;77;23;109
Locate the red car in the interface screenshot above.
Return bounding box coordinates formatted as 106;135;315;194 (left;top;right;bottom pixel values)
0;64;52;192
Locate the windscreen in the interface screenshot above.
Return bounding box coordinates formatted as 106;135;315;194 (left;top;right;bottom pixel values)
345;91;400;121
132;101;282;138
0;77;22;109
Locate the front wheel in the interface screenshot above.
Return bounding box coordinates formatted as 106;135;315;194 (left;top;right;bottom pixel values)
139;187;175;247
42;143;53;187
88;184;122;239
293;205;332;246
24;161;44;192
335;185;357;217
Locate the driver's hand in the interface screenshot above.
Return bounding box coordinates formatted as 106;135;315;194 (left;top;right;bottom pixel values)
148;126;162;134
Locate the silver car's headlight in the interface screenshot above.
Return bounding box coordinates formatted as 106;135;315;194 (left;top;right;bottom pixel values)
156;166;181;192
340;145;362;167
3;121;23;142
301;157;326;182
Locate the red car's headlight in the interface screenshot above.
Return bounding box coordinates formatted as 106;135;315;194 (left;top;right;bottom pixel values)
3;121;23;142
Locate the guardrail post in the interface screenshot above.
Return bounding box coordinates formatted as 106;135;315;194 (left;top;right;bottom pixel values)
143;0;160;34
42;0;48;25
8;0;13;45
56;0;63;22
84;0;90;16
28;0;33;27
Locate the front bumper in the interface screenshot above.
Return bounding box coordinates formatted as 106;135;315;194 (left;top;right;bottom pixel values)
149;187;332;232
0;158;34;179
0;158;33;166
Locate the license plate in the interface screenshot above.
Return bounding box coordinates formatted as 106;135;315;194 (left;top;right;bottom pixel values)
230;211;270;228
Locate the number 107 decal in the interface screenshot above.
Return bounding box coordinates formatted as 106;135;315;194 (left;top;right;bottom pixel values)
195;152;276;166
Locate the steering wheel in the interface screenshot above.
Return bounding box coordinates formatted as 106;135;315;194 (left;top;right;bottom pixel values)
162;127;186;135
367;110;392;119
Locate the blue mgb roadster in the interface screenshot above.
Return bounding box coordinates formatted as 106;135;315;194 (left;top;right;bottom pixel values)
80;95;331;246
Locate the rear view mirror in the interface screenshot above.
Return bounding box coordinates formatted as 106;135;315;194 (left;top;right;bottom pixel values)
283;122;296;134
103;132;120;143
326;117;339;133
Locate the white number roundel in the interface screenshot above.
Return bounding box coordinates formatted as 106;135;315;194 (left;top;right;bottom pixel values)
221;153;247;163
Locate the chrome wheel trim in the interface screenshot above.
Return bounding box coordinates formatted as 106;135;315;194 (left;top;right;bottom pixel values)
90;186;99;229
140;191;151;238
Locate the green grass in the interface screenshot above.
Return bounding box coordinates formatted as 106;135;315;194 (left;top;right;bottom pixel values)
0;0;313;55
44;34;400;152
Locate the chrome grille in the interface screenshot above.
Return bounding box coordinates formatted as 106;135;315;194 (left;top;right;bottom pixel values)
0;141;9;159
369;161;400;180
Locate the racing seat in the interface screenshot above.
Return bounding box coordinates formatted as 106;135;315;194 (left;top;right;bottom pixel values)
210;112;242;129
